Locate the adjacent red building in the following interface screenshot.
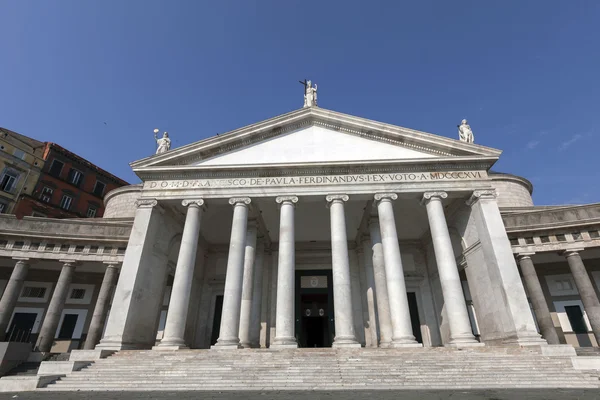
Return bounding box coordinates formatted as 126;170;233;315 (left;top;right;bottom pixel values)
13;143;129;219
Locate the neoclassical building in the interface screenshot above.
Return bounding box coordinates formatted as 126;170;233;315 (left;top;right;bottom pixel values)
1;105;600;359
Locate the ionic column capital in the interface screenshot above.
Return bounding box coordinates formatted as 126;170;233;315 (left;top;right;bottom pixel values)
58;260;79;267
562;248;584;258
374;193;398;203
326;194;349;204
276;196;299;207
102;261;121;269
516;252;535;261
182;199;206;209
135;199;158;209
228;197;251;206
465;189;497;206
421;191;448;205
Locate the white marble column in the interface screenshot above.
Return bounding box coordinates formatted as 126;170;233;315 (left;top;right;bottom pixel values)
84;262;120;349
361;238;379;347
249;237;266;348
327;194;360;348
563;250;600;344
422;192;480;346
0;258;30;337
158;199;205;349
375;193;420;347
239;220;258;348
213;197;251;349
272;196;298;348
517;254;560;345
368;217;393;347
36;261;76;352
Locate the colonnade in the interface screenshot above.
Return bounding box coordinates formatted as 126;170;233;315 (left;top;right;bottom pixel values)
0;259;119;352
156;190;480;350
517;250;600;345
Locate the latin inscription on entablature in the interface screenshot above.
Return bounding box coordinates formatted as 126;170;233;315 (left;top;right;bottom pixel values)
144;170;487;190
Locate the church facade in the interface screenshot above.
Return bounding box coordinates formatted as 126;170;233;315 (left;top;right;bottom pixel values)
1;106;600;358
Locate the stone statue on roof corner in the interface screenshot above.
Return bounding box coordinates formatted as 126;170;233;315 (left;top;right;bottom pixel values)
154;129;171;154
303;80;318;108
458;119;475;144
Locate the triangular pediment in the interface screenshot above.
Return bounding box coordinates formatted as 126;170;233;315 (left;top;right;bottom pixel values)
131;107;501;176
194;124;436;166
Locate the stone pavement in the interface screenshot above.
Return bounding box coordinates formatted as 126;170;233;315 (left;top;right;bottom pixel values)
1;390;600;400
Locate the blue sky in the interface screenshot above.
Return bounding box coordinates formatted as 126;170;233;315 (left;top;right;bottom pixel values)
1;1;598;205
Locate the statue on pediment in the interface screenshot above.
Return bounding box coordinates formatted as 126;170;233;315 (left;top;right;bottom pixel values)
300;79;318;108
154;129;171;154
458;119;474;143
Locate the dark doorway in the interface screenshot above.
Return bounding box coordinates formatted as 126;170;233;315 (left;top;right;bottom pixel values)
296;270;334;348
300;293;331;347
565;305;588;334
210;295;224;346
6;312;36;341
58;314;78;339
407;292;423;343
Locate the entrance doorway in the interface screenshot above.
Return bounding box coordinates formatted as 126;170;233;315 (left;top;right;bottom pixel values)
296;270;334;348
407;292;423;343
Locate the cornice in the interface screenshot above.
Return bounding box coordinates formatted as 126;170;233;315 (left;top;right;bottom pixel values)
131;106;502;172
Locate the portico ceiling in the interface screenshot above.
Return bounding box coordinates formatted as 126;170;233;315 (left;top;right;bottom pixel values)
199;194;432;245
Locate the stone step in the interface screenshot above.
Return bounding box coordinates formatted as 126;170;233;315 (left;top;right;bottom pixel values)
34;348;600;392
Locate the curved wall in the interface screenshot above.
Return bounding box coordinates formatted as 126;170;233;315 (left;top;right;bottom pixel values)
490;173;534;207
103;184;143;218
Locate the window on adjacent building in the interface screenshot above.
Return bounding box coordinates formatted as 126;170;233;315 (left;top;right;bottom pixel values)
40;186;53;203
70;288;86;300
590;231;600;239
67;168;84;188
564;305;588;334
13;149;25;160
86;206;97;218
93;180;106;197
60;194;73;210
49;160;64;177
21;286;47;299
0;169;19;193
0;202;7;214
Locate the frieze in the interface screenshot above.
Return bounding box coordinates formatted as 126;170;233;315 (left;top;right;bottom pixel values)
145;170;487;191
138;163;492;181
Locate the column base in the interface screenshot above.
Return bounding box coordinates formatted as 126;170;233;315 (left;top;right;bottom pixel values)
446;334;484;348
152;344;188;350
379;341;392;348
502;334;547;347
154;338;188;350
240;341;253;349
211;338;242;350
271;337;298;349
332;342;362;348
390;342;423;348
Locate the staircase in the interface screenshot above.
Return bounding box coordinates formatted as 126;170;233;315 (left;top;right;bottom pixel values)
44;347;600;391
